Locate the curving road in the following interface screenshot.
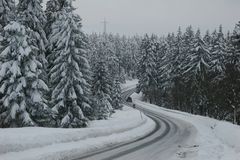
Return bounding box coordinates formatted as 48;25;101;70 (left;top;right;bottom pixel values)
76;88;196;160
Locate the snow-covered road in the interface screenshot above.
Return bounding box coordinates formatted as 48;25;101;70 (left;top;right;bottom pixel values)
78;88;197;160
80;80;240;160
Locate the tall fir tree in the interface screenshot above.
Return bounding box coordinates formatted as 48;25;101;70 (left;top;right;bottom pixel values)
49;0;91;128
231;21;240;70
15;0;50;126
225;21;240;123
203;30;211;45
182;29;212;115
92;56;113;120
137;34;158;104
210;26;226;74
112;78;123;110
169;28;185;110
0;22;49;127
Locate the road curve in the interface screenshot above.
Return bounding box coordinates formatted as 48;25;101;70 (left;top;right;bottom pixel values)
76;88;196;160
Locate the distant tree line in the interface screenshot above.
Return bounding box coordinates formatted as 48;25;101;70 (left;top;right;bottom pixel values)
137;24;240;124
88;33;142;82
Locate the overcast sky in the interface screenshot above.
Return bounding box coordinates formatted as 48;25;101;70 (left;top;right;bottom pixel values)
70;0;240;36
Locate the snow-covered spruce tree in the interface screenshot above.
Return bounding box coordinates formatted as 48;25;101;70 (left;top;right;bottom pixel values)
77;34;92;120
49;0;91;128
128;36;141;79
92;41;113;119
210;26;226;74
211;35;240;121
203;30;211;45
221;22;240;123
182;29;212;115
16;0;51;126
137;34;158;104
92;60;113;119
168;28;186;110
0;22;49;127
155;39;168;104
181;26;195;70
17;0;48;81
0;0;15;30
179;26;196;111
231;21;240;69
112;78;123;110
203;28;226;118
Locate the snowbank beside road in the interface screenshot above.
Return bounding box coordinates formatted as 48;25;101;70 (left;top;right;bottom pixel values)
0;106;155;160
131;92;240;160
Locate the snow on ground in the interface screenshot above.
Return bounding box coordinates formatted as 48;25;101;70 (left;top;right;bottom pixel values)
0;106;155;160
120;79;138;92
131;92;240;160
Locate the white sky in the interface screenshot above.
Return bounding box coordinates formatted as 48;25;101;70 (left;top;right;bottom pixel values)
48;0;240;36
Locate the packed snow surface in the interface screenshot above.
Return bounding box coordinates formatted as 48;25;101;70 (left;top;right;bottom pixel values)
0;106;155;160
132;92;240;160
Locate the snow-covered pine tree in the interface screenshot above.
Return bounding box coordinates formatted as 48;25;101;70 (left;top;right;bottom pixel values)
203;30;211;45
0;21;49;127
155;38;168;93
172;27;184;74
76;33;92;120
182;29;212;115
214;25;240;122
231;21;240;70
210;26;226;74
92;55;113;119
137;34;158;104
49;0;91;128
156;35;172;95
108;34;125;82
181;26;195;72
182;29;212;80
112;78;123;110
16;0;50;126
128;36;141;78
0;0;15;30
169;28;186;110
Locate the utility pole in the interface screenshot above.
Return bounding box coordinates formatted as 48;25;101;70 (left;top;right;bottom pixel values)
101;18;108;34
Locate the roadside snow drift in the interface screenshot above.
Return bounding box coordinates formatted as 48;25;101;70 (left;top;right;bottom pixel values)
131;92;240;160
0;106;155;160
